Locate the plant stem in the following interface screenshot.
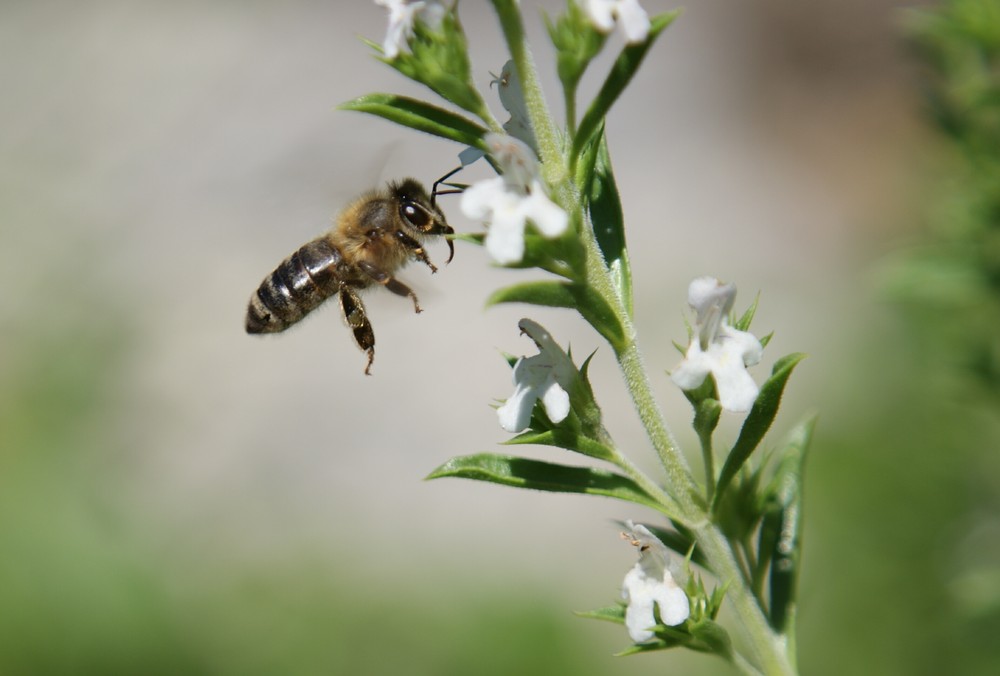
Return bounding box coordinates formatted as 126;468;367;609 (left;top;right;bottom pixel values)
490;0;565;182
694;525;795;675
698;423;716;502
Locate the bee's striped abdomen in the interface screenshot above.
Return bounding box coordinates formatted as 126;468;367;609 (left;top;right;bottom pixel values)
246;238;343;334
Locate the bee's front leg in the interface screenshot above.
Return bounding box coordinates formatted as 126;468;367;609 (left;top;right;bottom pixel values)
357;261;422;314
393;230;437;273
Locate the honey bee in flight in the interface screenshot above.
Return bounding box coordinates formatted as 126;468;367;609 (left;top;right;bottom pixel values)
245;171;460;374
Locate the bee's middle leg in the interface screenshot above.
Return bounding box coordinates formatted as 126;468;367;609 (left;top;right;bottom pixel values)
357;261;422;313
339;285;375;375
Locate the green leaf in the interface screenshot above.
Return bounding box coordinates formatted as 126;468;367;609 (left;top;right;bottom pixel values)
339;94;487;148
426;454;661;509
505;429;615;462
575;604;626;625
587;134;633;317
761;415;815;636
486;281;627;352
713;353;807;510
688;618;733;657
714;465;766;545
572;11;680;159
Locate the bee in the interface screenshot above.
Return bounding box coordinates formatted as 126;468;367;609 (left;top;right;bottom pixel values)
246;172;460;375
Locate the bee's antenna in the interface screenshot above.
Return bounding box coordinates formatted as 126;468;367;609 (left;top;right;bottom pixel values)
431;166;465;208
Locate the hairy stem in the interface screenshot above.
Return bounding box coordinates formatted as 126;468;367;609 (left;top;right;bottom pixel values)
490;0;565;182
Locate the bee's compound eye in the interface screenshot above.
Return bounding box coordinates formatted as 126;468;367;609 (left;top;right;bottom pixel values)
400;202;430;229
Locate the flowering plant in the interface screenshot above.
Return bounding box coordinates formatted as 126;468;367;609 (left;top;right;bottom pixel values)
344;2;812;673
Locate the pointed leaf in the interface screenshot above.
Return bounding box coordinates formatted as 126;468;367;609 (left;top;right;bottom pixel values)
763;415;815;635
575;604;626;625
339;94;487;147
587;134;633;317
688;619;733;657
487;281;626;352
734;293;760;332
426;454;661;509
505;429;615;462
572;11;680;159
714;353;807;509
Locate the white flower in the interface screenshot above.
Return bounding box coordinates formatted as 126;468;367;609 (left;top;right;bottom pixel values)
671;276;763;412
492;60;537;152
457;61;536;167
374;0;444;59
621;521;690;643
497;319;576;433
460;133;568;264
580;0;651;44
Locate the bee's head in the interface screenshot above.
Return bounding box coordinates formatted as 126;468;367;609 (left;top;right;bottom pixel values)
393;178;456;263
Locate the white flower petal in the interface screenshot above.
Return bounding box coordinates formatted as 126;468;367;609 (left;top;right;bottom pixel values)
460;177;504;221
420;0;446;29
583;0;617;32
616;0;651;43
458;146;485;167
623;566;659;643
497;360;539;433
484;211;527;265
654;583;691;626
711;360;760;413
670;344;711;390
723;324;763;367
518;319;578;386
522;185;569;237
539;380;570;424
580;0;649;42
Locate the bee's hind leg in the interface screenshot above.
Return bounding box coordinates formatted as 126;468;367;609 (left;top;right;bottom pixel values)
340;285;375;375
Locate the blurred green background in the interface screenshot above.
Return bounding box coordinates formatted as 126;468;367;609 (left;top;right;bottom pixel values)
2;1;999;674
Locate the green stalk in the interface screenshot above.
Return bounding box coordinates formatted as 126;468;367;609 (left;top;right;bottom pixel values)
698;419;717;502
490;0;565;182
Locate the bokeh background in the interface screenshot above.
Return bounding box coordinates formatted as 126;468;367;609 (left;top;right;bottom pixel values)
2;1;998;674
